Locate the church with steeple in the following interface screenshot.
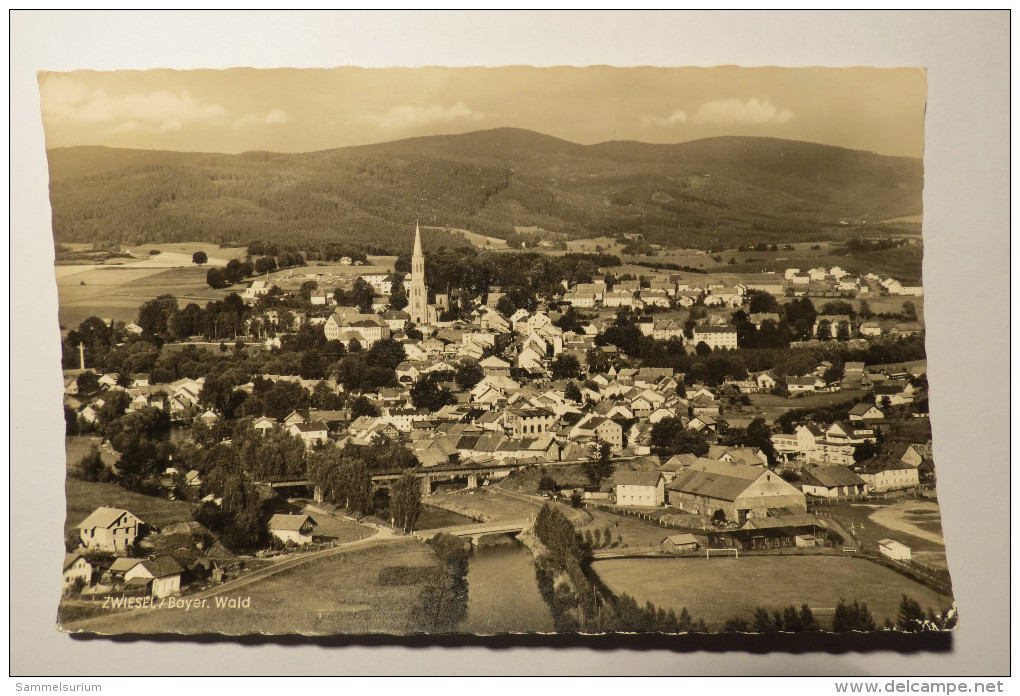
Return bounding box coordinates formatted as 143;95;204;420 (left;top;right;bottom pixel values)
407;222;437;326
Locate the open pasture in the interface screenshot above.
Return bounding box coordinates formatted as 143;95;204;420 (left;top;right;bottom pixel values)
593;555;951;630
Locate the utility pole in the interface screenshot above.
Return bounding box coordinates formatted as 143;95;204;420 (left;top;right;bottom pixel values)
79;342;86;371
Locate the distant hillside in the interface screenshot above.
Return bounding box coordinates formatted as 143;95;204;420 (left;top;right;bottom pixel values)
45;128;923;254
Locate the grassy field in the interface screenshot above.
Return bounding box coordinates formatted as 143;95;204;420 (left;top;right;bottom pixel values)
819;501;949;569
580;507;679;550
64;436;119;473
65;476;197;534
63;539;439;635
428;488;543;523
593;555;951;630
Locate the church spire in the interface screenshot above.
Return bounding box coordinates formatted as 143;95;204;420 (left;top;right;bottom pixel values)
413;221;423;258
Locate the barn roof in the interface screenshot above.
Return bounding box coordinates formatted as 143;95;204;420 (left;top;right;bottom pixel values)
802;465;867;488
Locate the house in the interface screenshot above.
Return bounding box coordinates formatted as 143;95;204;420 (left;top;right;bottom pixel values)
613;471;665;507
849;402;886;423
269;514;318;546
242;280;273;303
692;325;738;350
666;459;806;524
123;556;185;598
62;552;93;592
77;507;145;553
878;538;912;562
787;375;825;395
323;308;391;347
289;421;329;449
662;533;700;554
799;466;869;498
253;415;278;435
858;459;921;492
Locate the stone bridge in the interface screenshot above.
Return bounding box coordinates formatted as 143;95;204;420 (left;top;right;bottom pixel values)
413;519;532;546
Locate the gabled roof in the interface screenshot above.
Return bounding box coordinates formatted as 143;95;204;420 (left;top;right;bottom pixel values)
269;514;317;532
63;551;91;572
613;471;662;487
77;507;140;530
136;556;185;578
802;465;867;489
109;557;146;573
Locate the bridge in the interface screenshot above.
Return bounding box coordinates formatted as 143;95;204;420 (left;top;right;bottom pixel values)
413;519;531;546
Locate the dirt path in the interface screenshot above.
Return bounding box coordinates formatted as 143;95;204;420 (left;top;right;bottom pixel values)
868;502;945;546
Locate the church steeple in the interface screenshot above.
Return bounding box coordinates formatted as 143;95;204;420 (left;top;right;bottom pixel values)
409;221;428;325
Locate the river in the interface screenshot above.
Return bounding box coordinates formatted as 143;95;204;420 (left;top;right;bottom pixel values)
458;537;555;634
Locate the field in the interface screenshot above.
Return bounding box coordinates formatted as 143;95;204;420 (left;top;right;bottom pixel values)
57;264;239;327
62;539;439;635
428;488;544;523
65;476;197;534
64;436;118;473
593;555;951;630
820;501;948;569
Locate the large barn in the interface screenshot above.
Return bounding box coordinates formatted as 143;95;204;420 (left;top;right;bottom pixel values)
666;459;806;524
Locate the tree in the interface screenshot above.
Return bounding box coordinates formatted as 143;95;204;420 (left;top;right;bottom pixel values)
410;374;457;412
650;417;709;456
902;301;917;322
350;278;376;313
454;359;484;390
206;267;228;289
299;280;318;301
836;322;851;341
389;278;408;310
390;473;423;533
75;371;100;394
192;250;208;266
832;599;877;632
550;353;581;380
583;438;614;488
895;595;928;632
366;338;407;371
350;396;380;418
743;417;777;465
75;446;108;482
564;381;582;403
695;341;712;357
853;440;879;464
815;320;832;342
858;299;873;319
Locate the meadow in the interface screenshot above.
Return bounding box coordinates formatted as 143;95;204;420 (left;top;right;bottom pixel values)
593;554;951;630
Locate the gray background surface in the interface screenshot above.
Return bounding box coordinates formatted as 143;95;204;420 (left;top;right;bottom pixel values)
9;10;1010;676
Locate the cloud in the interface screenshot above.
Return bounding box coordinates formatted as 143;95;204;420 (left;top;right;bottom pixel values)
692;98;794;125
231;109;292;130
365;101;485;131
641;110;688;128
40;75;227;134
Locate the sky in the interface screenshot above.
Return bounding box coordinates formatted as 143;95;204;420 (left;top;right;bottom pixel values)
37;66;927;158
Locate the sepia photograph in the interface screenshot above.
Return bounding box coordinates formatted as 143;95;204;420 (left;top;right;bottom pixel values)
42;64;956;638
9;9;1010;680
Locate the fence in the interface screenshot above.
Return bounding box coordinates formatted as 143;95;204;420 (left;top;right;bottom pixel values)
583;502;709;531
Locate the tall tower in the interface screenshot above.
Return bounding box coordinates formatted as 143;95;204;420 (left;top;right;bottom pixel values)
408;222;429;325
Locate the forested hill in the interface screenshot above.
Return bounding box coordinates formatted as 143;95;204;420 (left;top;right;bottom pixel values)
45;128;923;253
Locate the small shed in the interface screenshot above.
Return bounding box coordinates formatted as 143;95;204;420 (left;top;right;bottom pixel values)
794;534;817;548
878;538;912;561
662;533;700;554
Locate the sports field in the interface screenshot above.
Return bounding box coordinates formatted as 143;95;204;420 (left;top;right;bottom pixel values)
593;555;951;630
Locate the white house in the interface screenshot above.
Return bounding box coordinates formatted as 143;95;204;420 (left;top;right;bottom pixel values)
77;507;145;553
123;557;184;598
613;471;665;507
269;514;318;545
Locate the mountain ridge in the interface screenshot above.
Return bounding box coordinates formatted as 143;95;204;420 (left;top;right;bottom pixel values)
45;127;923;252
